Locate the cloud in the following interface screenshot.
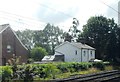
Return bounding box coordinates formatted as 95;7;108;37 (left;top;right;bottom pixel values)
106;1;119;23
0;0;119;31
36;0;80;24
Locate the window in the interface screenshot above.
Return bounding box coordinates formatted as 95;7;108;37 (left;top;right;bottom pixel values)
84;51;86;56
7;45;11;53
75;50;77;55
90;51;92;56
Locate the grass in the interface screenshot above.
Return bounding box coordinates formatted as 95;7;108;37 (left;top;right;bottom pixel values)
105;65;114;71
55;67;101;79
54;66;114;79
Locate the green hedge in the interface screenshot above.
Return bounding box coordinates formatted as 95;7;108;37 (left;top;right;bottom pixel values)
0;62;106;81
0;66;12;81
56;62;93;73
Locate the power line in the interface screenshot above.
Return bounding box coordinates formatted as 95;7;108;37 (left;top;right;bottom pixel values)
34;2;73;18
99;0;120;15
0;16;45;30
0;0;73;24
0;10;43;23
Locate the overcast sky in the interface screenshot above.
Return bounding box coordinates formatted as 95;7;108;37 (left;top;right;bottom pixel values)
0;0;119;31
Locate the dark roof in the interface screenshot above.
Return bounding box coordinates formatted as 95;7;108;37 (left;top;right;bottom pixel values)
0;24;28;50
0;24;9;33
55;41;95;50
70;42;95;50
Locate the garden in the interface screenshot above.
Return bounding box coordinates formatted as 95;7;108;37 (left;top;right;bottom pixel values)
0;61;112;82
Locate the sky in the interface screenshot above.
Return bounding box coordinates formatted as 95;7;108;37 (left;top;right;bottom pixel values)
0;0;119;31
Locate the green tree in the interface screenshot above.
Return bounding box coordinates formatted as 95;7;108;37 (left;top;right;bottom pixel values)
116;26;120;63
16;29;34;49
63;32;73;42
64;18;80;42
43;23;63;54
30;47;48;61
78;16;118;61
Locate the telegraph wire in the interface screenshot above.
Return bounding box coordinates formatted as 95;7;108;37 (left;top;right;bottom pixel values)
34;1;73;18
0;10;43;23
99;0;120;15
0;0;73;24
0;16;45;30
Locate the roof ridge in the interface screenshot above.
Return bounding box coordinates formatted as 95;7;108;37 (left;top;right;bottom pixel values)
0;24;10;34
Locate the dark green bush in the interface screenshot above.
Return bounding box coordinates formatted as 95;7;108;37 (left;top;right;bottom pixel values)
93;62;105;70
56;62;93;73
57;63;69;73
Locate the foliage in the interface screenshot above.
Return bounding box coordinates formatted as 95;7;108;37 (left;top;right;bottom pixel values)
30;47;48;61
34;64;60;79
63;32;73;42
42;23;64;54
16;29;34;49
93;62;105;70
78;16;119;62
18;64;35;82
8;54;21;79
0;66;12;81
27;58;34;64
64;18;80;42
56;62;92;73
0;62;113;81
16;23;64;55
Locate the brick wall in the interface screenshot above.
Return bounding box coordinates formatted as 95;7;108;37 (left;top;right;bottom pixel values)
2;27;28;65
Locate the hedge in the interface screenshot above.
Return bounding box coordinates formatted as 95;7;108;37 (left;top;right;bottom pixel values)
0;62;106;81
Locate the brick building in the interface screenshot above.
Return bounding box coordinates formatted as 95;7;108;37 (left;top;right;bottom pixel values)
0;24;28;65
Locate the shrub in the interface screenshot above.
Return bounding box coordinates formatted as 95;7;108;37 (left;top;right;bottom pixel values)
0;66;12;81
93;62;105;70
56;62;92;73
27;58;34;64
30;47;48;61
57;63;70;73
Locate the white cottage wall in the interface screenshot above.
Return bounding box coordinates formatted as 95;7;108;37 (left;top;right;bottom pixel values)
81;49;88;62
88;50;95;60
55;43;81;62
81;49;95;62
0;34;2;65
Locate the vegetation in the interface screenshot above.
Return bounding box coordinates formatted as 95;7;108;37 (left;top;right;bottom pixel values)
78;16;120;63
16;23;64;55
30;47;48;61
0;61;116;81
16;16;120;64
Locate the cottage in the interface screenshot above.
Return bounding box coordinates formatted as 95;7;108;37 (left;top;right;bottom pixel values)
0;24;28;65
54;41;95;62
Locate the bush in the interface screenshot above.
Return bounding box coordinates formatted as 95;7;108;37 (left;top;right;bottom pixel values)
93;62;105;70
0;62;107;81
30;47;48;61
56;62;93;73
56;63;69;73
0;66;12;81
27;58;34;64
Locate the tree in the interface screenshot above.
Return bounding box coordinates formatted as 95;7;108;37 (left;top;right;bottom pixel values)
65;18;80;42
63;32;72;42
30;47;48;61
78;16;118;61
16;29;34;49
116;26;120;63
42;23;63;54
